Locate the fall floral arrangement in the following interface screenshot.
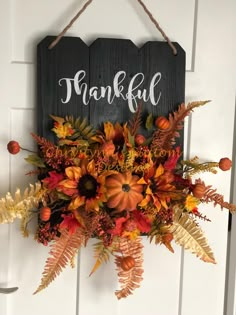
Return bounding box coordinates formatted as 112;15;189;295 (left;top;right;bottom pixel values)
1;100;235;299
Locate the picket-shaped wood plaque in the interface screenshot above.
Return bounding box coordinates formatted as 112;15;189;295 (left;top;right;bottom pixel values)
37;36;185;143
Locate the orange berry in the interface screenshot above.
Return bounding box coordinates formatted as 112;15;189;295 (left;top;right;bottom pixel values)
40;207;51;221
135;134;146;145
219;157;232;171
155;116;170;130
7;141;20;155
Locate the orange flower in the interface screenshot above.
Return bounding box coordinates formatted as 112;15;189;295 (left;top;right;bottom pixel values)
57;160;107;211
106;172;144;211
139;164;177;211
97;121;131;152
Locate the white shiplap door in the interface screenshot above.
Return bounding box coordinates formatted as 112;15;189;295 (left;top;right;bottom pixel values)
0;1;235;315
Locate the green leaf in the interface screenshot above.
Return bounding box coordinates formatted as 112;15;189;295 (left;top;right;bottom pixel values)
145;113;153;130
128;131;135;147
25;155;46;168
56;191;71;201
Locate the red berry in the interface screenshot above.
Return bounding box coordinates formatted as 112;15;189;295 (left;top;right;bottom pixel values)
7;141;20;154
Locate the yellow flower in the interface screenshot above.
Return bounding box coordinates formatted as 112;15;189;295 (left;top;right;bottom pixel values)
185;195;200;212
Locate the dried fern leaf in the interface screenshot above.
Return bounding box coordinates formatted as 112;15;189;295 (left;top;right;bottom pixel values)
151;101;210;150
89;241;112;276
203;185;236;213
115;237;144;299
129;103;142;135
0;183;43;225
34;228;84;294
170;206;216;263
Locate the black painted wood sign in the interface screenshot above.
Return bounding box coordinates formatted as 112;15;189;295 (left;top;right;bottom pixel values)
37;36;185;143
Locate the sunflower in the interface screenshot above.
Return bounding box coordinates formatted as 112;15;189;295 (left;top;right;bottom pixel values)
139;164;178;211
105;172;144;212
57;160;107;211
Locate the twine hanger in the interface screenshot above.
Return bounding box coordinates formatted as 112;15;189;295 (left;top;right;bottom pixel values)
48;0;177;55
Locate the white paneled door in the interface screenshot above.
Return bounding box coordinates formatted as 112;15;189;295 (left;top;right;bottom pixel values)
0;1;235;315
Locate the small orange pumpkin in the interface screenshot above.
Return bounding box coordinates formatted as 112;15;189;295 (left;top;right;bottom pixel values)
192;184;206;199
155;116;170;130
120;256;135;271
40;207;51;221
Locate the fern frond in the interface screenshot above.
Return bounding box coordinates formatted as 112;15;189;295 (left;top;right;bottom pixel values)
115;237;144;299
151;101;210;150
182;160;219;176
202;184;236;213
89;241;114;276
65;116;95;143
170;206;216;263
129;103;142;135
34;228;84;294
0;183;44;226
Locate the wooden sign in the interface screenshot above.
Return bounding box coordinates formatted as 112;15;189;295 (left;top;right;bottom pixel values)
37;36;185;142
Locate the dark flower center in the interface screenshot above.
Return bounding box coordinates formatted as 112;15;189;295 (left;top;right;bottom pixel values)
122;184;130;192
150;179;157;193
78;174;98;198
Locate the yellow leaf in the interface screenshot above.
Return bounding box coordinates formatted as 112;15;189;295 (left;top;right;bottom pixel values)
89;259;102;277
50;115;65;124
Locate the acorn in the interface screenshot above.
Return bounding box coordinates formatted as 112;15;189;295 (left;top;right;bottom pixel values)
192;183;206;199
155;116;170;130
40;207;51;222
7;140;20;155
135;134;146;145
120;256;135;271
219;157;232;171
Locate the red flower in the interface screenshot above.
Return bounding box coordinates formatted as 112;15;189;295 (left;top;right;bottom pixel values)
108;210;151;237
42;171;64;190
7;140;20;154
108;217;128;236
132;210;151;233
60;213;80;234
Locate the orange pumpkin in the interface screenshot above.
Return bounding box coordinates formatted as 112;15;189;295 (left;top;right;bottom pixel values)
40;207;51;221
120;256;135;271
192;184;206;199
106;172;143;211
155;116;170;130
